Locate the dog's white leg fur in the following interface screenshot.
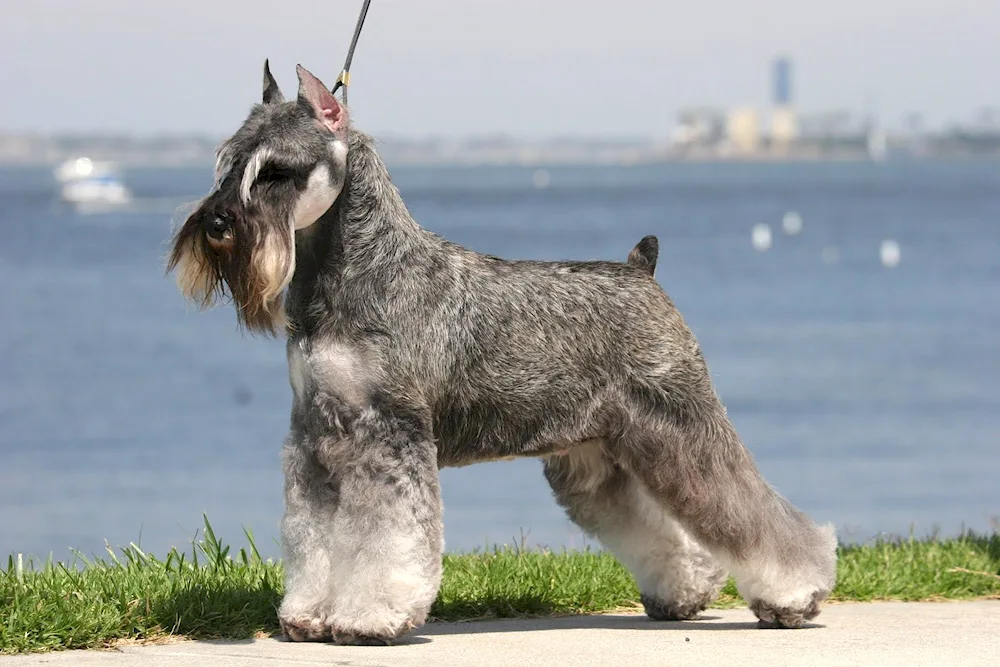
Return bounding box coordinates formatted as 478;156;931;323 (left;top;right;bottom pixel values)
620;412;838;628
321;516;440;641
323;431;443;642
544;443;727;620
715;520;838;623
615;485;728;620
279;401;444;645
278;438;340;641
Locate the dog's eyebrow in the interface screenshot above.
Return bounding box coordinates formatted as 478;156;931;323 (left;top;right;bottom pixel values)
213;142;235;191
240;146;276;204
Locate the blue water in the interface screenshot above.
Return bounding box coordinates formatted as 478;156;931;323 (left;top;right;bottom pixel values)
1;159;998;561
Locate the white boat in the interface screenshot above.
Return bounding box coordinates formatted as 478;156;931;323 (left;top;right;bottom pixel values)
54;156;132;207
61;175;132;206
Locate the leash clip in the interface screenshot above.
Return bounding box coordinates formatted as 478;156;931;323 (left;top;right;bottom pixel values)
331;69;351;97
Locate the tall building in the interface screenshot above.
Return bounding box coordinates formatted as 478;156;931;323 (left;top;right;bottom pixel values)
773;56;793;106
770;55;798;151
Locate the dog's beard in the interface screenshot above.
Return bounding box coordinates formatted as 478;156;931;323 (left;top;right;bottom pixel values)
172;230;221;308
168;206;295;336
246;225;296;332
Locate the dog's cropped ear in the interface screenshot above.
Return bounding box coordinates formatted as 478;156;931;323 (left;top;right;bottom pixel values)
262;59;285;105
295;64;347;135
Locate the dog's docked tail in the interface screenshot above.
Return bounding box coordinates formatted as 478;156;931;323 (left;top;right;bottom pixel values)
627;235;659;276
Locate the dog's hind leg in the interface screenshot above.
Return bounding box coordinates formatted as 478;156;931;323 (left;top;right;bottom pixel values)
543;441;728;621
619;381;838;629
279;400;444;645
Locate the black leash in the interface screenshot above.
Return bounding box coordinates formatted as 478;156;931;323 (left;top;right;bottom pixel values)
330;0;372;106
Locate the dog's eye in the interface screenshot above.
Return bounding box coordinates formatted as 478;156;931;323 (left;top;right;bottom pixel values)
205;215;231;241
258;166;295;182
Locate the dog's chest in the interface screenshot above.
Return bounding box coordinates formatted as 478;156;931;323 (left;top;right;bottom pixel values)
287;339;370;408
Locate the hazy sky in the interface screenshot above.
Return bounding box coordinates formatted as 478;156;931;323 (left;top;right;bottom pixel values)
2;0;996;137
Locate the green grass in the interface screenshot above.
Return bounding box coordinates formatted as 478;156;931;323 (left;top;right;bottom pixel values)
2;516;999;655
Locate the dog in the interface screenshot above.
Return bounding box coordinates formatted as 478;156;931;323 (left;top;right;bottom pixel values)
167;62;837;645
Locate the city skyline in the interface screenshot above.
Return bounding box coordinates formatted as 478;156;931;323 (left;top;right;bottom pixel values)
1;0;998;138
3;50;998;168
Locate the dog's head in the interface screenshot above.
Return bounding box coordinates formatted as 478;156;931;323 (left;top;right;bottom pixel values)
167;62;349;335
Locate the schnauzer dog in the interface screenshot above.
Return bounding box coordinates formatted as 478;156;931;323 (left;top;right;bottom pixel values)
167;62;837;644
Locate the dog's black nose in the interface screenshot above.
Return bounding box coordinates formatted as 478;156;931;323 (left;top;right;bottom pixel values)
205;216;230;241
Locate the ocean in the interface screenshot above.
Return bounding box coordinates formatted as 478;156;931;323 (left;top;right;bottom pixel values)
1;158;997;561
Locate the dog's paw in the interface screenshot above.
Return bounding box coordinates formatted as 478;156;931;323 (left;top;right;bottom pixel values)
326;606;427;646
748;591;824;629
329;616;421;646
330;629;403;646
279;615;333;642
640;593;711;621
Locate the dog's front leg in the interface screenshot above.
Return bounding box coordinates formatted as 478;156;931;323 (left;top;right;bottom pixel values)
278;435;342;642
280;401;444;645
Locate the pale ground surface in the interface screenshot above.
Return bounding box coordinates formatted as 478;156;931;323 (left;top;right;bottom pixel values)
4;601;998;666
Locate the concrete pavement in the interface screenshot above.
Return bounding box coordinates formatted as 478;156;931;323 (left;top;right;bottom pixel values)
4;601;998;666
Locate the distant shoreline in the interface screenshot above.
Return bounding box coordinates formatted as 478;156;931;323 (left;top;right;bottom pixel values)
2;132;999;169
6;153;1000;170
